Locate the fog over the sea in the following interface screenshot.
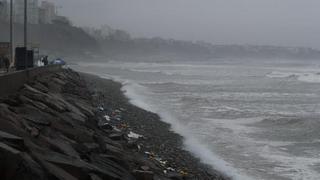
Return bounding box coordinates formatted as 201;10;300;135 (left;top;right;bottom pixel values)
49;0;320;48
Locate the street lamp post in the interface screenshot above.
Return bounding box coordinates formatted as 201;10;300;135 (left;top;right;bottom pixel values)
10;0;14;67
24;0;27;69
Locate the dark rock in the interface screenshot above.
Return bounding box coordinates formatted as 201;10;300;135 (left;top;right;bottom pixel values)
105;143;125;156
2;95;21;106
50;121;95;143
30;127;40;138
14;105;52;126
18;153;46;180
166;172;184;180
141;166;150;171
31;82;49;93
44;137;80;158
0;104;25;136
132;170;154;180
127;139;139;149
100;123;113;130
67;111;87;123
53;77;67;85
34;150;123;180
0;130;23;146
0;142;21;179
109;133;125;141
67;99;95;117
38;160;78;180
83;143;100;152
0;142;46;180
90;154;133;180
22;84;69;113
89;173;103;180
32;151;89;180
18;95;52;114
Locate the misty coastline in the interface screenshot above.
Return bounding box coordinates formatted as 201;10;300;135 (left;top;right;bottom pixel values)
2;19;320;62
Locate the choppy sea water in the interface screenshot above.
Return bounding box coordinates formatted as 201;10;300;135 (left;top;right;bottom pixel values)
73;59;320;180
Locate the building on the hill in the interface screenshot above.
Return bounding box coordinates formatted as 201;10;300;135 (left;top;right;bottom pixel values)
53;15;71;26
39;1;55;24
14;0;39;24
0;0;8;22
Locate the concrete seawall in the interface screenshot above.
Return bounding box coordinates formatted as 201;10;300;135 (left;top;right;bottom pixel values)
0;65;62;96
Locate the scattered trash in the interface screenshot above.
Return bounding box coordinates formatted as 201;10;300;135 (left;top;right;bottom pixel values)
179;170;188;176
98;120;108;127
50;58;66;65
155;158;167;166
114;115;122;121
167;167;175;172
145;151;156;159
128;131;143;139
98;106;104;111
113;127;122;132
104;115;110;121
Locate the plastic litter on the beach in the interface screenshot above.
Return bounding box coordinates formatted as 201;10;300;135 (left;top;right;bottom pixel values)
113;127;122;132
98;120;108;127
104;115;111;121
128;131;143;139
98;106;104;111
167;167;175;172
113;114;122;121
116;123;128;129
179;170;189;176
145;151;155;157
154;157;167;165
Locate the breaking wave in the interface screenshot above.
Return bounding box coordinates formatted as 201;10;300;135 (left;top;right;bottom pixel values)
118;80;252;180
91;72;252;180
267;71;320;83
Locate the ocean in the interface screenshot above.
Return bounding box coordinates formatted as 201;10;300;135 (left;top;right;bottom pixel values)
73;58;320;180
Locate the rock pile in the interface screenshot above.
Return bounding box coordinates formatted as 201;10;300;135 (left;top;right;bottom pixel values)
0;69;228;180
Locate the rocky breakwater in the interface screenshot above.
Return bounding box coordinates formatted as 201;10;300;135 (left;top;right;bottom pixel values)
0;69;228;180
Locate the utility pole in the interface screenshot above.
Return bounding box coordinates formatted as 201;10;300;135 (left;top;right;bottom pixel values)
24;0;27;69
10;0;14;67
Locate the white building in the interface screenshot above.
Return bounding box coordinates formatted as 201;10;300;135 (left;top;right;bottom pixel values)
14;0;39;24
39;1;55;24
0;0;8;21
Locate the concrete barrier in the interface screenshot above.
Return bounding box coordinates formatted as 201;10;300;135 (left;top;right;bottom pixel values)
0;65;62;96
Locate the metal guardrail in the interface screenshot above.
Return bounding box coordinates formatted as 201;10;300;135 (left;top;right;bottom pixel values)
0;65;62;96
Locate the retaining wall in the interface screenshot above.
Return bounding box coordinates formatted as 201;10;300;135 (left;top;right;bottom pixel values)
0;65;62;96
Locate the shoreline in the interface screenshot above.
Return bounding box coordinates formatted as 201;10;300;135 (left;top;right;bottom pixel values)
81;72;230;180
0;68;229;180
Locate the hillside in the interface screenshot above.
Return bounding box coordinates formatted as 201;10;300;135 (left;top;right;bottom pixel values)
0;20;100;56
84;26;320;61
100;38;320;61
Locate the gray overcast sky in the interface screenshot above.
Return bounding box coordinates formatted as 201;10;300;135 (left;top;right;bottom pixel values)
48;0;320;48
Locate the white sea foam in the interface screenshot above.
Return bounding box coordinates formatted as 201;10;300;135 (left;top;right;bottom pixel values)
74;61;320;180
119;80;253;180
78;67;253;179
267;71;320;83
